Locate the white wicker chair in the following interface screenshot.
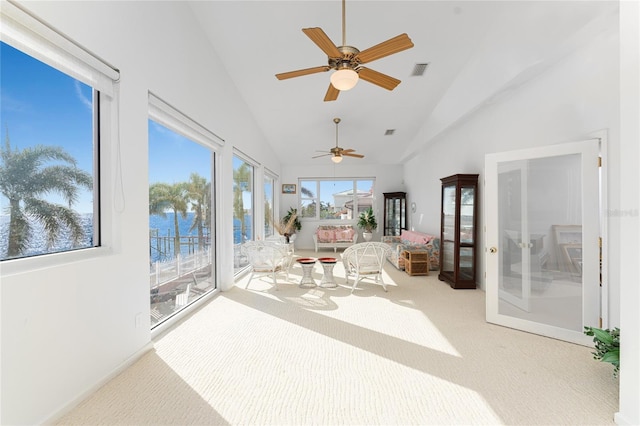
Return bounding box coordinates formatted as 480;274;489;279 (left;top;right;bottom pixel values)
342;242;392;293
241;241;289;290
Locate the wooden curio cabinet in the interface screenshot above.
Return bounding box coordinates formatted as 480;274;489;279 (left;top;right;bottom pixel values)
383;192;407;236
438;174;478;289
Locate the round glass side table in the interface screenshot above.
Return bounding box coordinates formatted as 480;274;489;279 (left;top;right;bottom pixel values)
318;257;338;288
296;257;317;288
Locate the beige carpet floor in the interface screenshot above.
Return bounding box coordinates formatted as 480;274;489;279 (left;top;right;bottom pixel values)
57;250;619;425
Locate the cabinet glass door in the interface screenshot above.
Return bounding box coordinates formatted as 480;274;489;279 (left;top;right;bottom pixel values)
459;185;475;280
384;193;406;236
441;184;456;276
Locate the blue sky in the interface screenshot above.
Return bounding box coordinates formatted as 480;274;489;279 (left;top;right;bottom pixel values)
148;120;212;186
1;41;212;215
1;42;94;213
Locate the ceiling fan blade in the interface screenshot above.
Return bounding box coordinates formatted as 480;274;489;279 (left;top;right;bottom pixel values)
355;33;414;64
343;152;364;158
302;27;342;58
357;67;401;91
324;83;340;102
276;66;330;80
342;148;355;153
312;153;332;159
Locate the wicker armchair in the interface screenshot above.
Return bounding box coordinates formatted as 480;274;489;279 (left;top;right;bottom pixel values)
342;242;392;293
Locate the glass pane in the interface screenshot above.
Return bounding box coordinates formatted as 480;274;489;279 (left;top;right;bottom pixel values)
442;185;456;242
356;180;374;218
320;180;352;220
442;240;455;274
149;120;215;328
300;199;316;218
460;187;475;243
233;156;254;272
1;41;97;261
498;154;583;331
384;194;404;236
264;176;274;237
300;180;316;218
460;247;474;280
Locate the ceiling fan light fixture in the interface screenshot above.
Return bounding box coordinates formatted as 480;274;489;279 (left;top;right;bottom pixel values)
331;154;344;163
330;68;359;91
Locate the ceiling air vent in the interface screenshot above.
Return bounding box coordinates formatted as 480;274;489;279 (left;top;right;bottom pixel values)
384;129;396;136
411;63;429;77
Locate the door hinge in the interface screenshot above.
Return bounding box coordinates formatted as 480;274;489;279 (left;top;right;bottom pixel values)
598;156;602;167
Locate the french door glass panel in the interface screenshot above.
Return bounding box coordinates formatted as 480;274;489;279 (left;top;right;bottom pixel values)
486;140;599;345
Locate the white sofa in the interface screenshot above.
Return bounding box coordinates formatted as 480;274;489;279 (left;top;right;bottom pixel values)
313;225;358;252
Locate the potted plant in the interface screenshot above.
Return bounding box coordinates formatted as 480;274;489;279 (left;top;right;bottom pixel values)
584;326;620;378
357;207;377;241
274;207;301;243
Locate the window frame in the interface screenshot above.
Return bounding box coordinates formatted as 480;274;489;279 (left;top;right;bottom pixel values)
0;3;119;273
148;93;223;334
298;178;376;222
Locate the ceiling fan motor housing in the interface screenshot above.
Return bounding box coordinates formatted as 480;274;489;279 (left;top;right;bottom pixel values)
329;46;361;71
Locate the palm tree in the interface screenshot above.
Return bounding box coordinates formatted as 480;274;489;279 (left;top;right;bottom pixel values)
233;163;251;242
0;133;93;258
185;173;210;251
149;182;188;257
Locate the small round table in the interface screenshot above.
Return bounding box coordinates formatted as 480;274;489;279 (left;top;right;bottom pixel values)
296;258;317;288
318;257;338;288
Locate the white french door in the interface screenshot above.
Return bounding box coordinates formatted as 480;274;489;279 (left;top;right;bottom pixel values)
485;140;600;345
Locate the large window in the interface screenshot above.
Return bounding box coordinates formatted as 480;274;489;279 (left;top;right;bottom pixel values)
0;3;118;262
148;94;219;329
300;179;375;220
233;154;254;273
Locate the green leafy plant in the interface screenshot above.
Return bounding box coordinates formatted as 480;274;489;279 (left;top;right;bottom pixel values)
584;326;620;378
357;207;377;233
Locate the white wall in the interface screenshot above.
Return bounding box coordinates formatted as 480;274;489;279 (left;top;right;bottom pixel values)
0;2;280;424
280;164;404;250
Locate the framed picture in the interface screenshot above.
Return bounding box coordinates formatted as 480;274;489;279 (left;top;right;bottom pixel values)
552;225;582;273
553;224;582;245
561;243;583;275
282;184;296;194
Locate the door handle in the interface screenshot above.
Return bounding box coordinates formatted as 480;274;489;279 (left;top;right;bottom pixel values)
489;247;497;253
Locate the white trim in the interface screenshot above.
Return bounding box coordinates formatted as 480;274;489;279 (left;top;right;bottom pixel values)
233;148;259;167
1;0;119;96
148;92;224;150
42;341;154;425
150;289;220;340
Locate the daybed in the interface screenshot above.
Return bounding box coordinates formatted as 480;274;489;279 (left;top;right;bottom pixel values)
381;230;440;271
313;225;358;252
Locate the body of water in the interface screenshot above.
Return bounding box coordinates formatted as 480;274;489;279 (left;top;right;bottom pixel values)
1;212;254;262
0;213;94;260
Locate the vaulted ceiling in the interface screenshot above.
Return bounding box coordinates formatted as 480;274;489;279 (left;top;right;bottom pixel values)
188;1;617;166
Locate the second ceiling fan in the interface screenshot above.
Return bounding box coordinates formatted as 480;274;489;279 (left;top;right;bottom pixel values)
275;0;414;101
313;118;364;163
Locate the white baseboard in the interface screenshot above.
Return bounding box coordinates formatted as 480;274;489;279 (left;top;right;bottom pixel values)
41;341;154;425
